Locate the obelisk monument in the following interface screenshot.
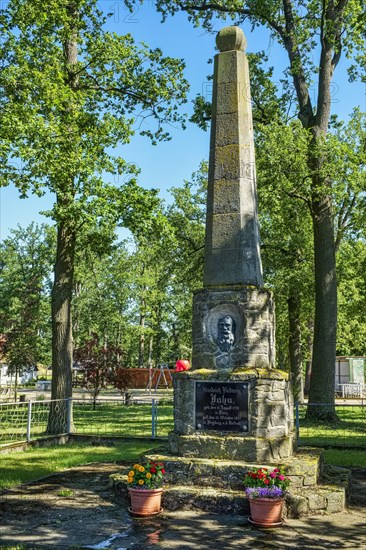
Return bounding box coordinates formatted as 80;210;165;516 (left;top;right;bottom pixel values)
192;27;275;372
204;26;263;288
142;29;345;516
170;26;294;462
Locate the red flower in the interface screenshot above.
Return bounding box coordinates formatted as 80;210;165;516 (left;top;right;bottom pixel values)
264;478;270;485
150;467;157;473
161;469;166;474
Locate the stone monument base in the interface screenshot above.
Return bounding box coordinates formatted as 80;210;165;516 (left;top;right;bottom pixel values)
169;432;294;462
172;367;294;462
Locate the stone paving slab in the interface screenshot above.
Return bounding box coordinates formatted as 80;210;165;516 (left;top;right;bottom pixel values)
1;508;365;550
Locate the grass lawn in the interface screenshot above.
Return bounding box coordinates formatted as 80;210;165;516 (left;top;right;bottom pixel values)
0;439;163;490
1;439;365;493
323;448;366;468
0;400;174;444
297;404;366;448
74;400;174;437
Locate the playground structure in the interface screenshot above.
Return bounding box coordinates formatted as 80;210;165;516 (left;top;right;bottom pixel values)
145;364;173;393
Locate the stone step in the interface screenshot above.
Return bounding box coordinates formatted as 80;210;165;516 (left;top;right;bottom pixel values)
110;476;347;518
286;483;347;517
162;483;347;517
143;450;323;490
163;485;246;515
109;453;349;519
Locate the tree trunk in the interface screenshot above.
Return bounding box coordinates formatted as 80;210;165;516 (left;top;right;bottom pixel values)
281;0;340;418
138;299;145;368
153;303;163;366
48;5;78;434
172;322;180;360
148;336;153;367
287;292;304;402
307;186;337;420
14;365;18;403
72;280;82;338
48;220;76;433
304;319;314;396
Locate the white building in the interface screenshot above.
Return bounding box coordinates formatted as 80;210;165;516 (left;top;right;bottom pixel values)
335;356;366;397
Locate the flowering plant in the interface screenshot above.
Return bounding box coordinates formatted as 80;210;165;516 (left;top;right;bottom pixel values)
127;461;166;489
243;466;291;500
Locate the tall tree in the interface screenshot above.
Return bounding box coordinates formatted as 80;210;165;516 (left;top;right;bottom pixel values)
132;0;365;417
256;121;315;402
0;224;54;398
257;110;365;399
165;162;207;358
337;240;366;356
0;1;188;429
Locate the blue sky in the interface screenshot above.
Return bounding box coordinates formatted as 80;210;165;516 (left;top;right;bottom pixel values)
1;1;365;241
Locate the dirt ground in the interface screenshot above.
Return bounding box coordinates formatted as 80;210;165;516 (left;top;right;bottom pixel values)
0;463;365;550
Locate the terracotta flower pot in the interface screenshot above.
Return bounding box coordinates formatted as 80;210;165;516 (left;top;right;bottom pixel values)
248;498;284;527
129;487;163;516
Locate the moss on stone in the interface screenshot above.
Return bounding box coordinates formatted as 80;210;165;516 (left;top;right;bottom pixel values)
176;367;290;381
175;369;230;380
109;473;125;481
231;367;290;380
193;284;272;293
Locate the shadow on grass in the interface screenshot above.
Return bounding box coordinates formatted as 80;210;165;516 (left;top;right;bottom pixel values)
0;439;161;490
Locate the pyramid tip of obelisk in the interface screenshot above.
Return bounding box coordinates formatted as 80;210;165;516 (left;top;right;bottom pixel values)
216;26;246;53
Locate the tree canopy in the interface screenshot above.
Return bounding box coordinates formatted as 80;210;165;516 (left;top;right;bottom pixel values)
0;0;189;429
127;0;365;415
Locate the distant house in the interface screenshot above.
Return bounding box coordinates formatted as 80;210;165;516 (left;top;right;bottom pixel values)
0;334;11;386
0;363;12;386
0;334;37;386
335;356;366;397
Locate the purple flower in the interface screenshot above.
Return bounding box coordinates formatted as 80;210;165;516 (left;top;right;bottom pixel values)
245;486;285;500
243;466;291;494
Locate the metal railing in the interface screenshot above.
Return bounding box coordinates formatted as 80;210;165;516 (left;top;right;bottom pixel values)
295;401;366;448
336;383;366;398
0;397;174;446
2;398;365;449
0;399;70;444
72;398;173;438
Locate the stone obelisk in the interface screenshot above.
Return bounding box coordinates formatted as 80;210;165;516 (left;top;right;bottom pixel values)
192;27;275;370
204;26;263;288
191;27;275;372
169;26;294;463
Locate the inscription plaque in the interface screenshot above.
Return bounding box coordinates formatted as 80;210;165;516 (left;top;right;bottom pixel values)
195;381;249;432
